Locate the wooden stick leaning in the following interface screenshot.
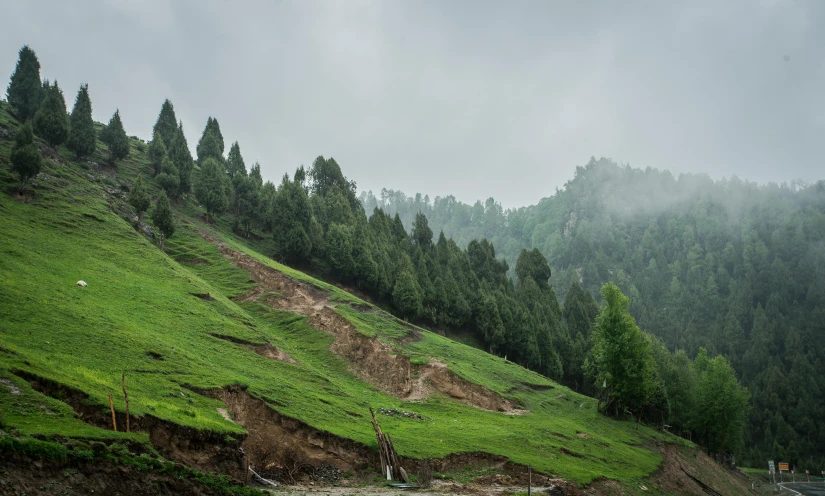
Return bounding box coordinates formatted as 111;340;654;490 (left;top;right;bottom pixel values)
121;373;130;433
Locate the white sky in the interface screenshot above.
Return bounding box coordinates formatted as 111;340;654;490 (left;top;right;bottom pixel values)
3;0;824;208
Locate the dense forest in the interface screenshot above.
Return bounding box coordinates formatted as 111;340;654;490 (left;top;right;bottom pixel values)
6;45;821;470
362;157;825;467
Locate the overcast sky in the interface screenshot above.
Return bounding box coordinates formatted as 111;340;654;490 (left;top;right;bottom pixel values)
3;0;824;208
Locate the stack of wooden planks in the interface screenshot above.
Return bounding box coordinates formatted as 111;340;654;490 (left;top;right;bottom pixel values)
370;407;410;483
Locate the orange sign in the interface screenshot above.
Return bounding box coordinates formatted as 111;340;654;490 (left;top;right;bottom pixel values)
779;463;789;471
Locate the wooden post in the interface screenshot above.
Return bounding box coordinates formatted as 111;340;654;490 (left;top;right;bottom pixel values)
121;373;130;433
108;392;117;431
528;465;532;496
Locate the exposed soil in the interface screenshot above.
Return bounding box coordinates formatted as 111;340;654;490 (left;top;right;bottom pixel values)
202;232;522;414
218;241;330;314
8;370;752;496
649;443;755;496
12;370;247;481
189;292;215;301
0;454;258;496
201;385;377;476
212;333;300;366
12;190;34;202
310;308;521;413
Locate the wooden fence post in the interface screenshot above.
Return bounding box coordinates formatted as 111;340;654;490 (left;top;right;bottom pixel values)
108;392;117;431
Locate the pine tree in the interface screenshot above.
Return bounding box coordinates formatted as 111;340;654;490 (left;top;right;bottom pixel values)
691;352;751;458
194;157;228;222
196;117;225;164
272;172;314;262
152;99;178;148
232;175;256;236
393;268;423;319
516;248;552;290
10;122;42;192
147;131;167;176
327;223;355;277
151;190;175;250
248;162;264;230
411;212;433;250
156;156;180;198
226;141;246;179
128;175;150;222
6;45;43;121
100;109;129;163
168;122;193;193
33;81;68;147
196;129;222;165
66;84;96;159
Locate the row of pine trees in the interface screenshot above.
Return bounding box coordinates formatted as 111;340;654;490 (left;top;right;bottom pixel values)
5;45;751;465
6;45;174;245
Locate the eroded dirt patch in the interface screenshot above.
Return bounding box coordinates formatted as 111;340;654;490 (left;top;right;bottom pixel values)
11;370;247;481
309;309;523;413
200;232;523;414
214;244;329;314
309;309;413;396
202;385;375;476
212;334;299;366
650;443;753;496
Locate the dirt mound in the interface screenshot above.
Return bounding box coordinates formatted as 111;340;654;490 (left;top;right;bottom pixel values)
212;334;299;366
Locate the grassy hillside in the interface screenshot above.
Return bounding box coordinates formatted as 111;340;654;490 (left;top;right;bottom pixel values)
0;100;746;494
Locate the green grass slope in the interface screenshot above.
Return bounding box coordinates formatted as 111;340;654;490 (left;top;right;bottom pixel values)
0;101;694;491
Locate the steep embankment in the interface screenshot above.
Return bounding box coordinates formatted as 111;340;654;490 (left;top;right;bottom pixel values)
0;101;750;495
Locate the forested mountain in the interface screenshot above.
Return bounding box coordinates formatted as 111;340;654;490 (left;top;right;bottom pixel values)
4;43;819;476
361;157;825;467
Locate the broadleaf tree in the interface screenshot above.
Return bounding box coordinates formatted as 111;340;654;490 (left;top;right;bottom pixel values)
589;282;655;424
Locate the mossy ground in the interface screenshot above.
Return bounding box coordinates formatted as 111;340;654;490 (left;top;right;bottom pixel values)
1;100;690;491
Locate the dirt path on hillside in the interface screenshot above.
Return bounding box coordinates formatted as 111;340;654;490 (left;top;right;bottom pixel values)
199;230;522;414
